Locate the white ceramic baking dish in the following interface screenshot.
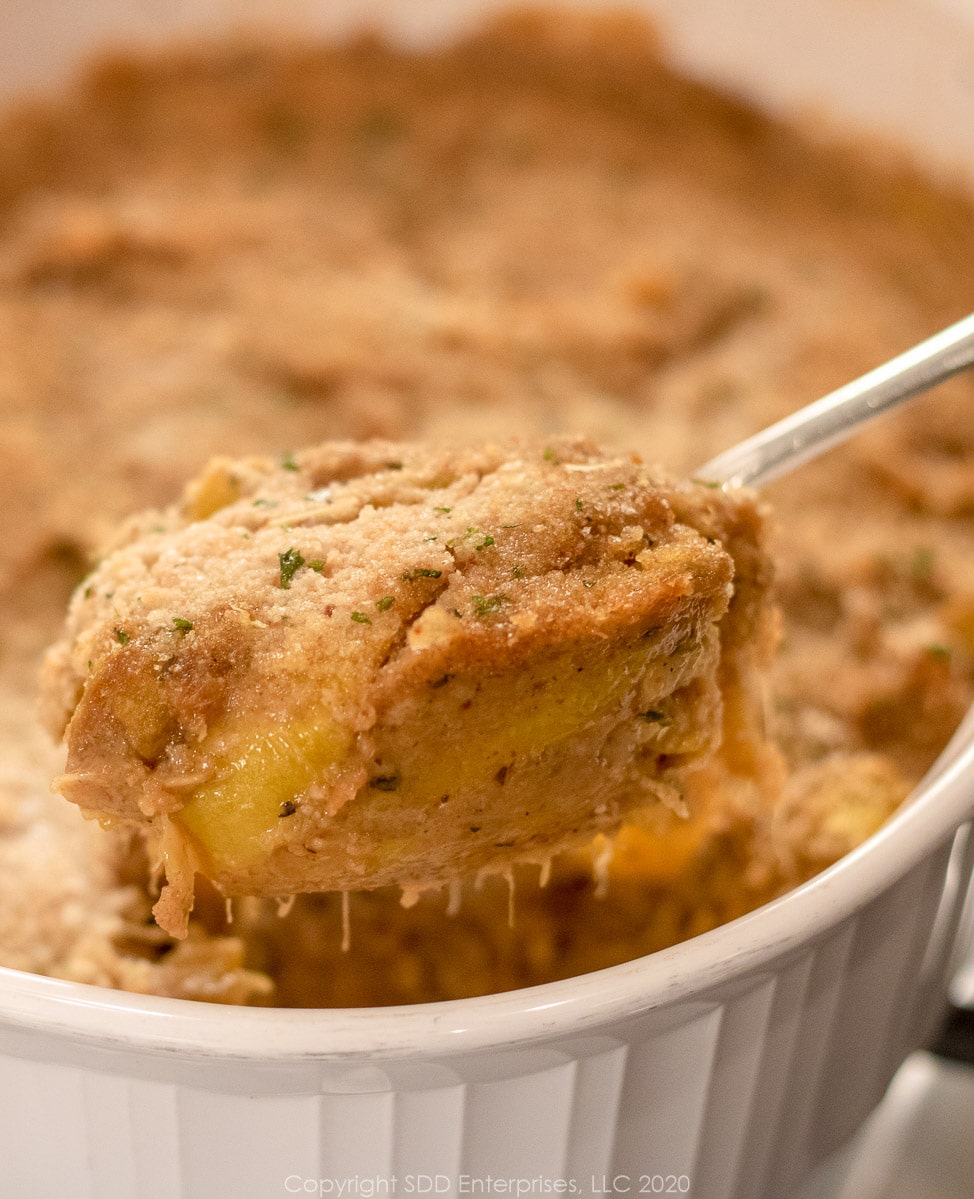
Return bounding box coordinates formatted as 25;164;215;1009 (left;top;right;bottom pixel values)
2;4;974;1198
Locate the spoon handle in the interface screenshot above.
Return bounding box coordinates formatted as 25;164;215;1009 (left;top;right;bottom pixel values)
697;312;974;489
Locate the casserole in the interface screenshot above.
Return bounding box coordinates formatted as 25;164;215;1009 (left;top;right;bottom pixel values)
1;4;973;1197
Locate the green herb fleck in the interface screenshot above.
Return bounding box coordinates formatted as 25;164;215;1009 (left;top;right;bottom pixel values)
351;611;372;624
114;628;130;645
376;596;395;612
638;709;668;723
253;498;277;508
575;498;584;512
83;586;93;599
500;523;520;529
463;526;495;551
279;800;298;818
472;594;510;617
280;452;298;472
402;567;442;581
690;477;722;490
369;774;401;791
308;559;325;573
172;617;194;632
512;565;524;580
543;446;558;463
925;643;952;661
609;483;625;491
385;461;403;471
278;547;305;589
433;506;452;514
425;535;438;542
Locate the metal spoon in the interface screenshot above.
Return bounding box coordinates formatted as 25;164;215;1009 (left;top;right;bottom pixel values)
696;312;974;489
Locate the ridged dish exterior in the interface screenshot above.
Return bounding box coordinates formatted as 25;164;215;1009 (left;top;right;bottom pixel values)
0;830;968;1199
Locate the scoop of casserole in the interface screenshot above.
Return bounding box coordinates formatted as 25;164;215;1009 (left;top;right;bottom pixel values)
41;437;776;935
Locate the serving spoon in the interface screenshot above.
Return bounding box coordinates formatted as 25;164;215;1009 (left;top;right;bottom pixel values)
696;312;974;488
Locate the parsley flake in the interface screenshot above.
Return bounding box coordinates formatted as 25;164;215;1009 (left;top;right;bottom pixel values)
464;527;496;552
280;452;298;472
376;596;395;612
402;568;442;581
433;506;452;514
351;611;372;624
172;617;194;632
472;594;510;617
369;774;401;791
308;559;325;573
114;628;130;645
278;547;305;589
638;709;668;724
